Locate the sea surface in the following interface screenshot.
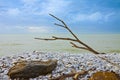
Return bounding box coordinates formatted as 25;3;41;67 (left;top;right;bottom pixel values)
0;34;120;56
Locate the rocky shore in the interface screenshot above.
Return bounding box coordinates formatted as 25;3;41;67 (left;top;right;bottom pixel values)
0;52;120;80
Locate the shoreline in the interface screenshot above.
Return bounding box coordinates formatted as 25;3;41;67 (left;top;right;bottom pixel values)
0;34;120;57
0;52;120;80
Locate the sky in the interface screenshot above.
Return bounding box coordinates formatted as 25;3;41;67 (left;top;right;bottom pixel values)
0;0;120;34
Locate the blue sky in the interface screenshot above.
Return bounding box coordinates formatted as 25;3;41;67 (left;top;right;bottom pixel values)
0;0;120;34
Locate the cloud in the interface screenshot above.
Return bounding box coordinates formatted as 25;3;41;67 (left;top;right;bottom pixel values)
89;12;103;21
27;26;50;33
21;0;72;15
0;25;52;33
0;0;71;16
21;0;38;5
104;12;115;21
0;8;21;16
37;0;71;15
72;12;115;22
21;0;39;13
73;12;103;22
7;8;20;16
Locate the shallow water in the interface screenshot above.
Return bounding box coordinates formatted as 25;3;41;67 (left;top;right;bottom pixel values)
0;34;120;56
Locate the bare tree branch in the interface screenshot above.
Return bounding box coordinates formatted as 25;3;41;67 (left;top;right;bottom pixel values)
50;68;95;80
35;36;77;42
70;42;88;50
97;55;120;70
50;70;88;80
54;23;65;28
35;14;120;70
49;14;67;28
49;14;63;23
52;36;77;42
49;14;100;54
34;38;56;41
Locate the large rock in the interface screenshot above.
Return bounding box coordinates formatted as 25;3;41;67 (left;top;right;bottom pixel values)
7;59;57;79
89;71;120;80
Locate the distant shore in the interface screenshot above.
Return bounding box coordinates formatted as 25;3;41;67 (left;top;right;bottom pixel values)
0;51;120;80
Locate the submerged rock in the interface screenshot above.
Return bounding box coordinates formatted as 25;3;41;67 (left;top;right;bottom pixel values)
89;71;120;80
7;59;57;79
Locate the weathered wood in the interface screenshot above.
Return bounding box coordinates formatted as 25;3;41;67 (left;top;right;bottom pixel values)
89;71;120;80
35;14;100;54
50;70;88;80
7;59;57;80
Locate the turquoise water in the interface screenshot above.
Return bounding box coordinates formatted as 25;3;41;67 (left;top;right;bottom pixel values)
0;34;120;56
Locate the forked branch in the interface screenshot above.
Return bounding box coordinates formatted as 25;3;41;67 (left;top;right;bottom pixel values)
50;70;88;80
70;42;88;50
51;68;95;80
35;14;100;54
35;14;120;70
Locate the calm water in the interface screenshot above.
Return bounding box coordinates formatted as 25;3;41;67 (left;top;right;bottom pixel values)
0;34;120;56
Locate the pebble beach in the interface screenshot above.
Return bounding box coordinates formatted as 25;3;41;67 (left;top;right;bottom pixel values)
0;52;120;80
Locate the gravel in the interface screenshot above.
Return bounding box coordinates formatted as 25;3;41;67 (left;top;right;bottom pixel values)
0;52;120;80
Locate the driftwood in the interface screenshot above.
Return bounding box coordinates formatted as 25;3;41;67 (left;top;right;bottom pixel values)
51;70;87;80
35;14;120;69
89;71;120;80
7;59;57;80
51;68;94;80
50;68;96;80
35;14;100;55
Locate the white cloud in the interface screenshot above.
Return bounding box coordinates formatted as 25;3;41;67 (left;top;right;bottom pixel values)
73;12;115;22
0;8;20;16
0;26;52;33
0;0;71;16
27;26;50;33
21;0;38;5
7;8;20;16
89;12;103;21
37;0;71;15
104;12;115;21
21;0;72;15
74;12;103;22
